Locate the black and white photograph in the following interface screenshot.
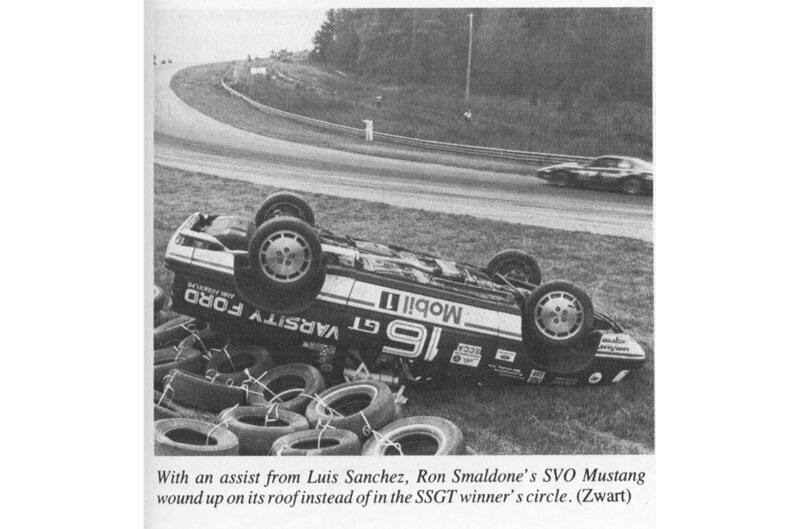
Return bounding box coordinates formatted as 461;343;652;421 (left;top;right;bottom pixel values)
11;1;800;529
151;1;653;459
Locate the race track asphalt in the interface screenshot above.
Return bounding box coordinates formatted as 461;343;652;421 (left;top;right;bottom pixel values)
154;64;653;241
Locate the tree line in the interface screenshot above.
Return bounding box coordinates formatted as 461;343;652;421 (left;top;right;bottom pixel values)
310;8;651;107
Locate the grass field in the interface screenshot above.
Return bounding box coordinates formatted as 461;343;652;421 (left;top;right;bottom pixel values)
154;164;653;454
226;56;651;158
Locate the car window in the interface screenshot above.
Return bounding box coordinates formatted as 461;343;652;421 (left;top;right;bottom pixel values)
589;157;618;168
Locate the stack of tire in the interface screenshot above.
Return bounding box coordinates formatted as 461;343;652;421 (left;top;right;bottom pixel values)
153;315;469;456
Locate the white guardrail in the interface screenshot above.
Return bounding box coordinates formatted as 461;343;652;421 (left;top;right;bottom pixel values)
220;75;592;165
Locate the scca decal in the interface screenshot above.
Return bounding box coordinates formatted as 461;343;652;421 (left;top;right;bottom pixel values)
379;291;463;325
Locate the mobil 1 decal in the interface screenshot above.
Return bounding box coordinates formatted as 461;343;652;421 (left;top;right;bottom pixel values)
348;282;503;337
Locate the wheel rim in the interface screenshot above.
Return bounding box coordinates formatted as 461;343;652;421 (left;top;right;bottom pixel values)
533;291;584;340
268;202;305;221
497;259;533;283
257;230;312;283
622;179;642;194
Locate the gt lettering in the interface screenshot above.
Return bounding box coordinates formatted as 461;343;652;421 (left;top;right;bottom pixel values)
348;317;380;334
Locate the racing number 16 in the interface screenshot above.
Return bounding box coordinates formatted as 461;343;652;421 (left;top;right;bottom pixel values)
382;320;442;361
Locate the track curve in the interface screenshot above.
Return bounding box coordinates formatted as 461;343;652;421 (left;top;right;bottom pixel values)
154;64;652;241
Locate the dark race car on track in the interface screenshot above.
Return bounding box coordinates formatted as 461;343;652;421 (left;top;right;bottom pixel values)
164;192;645;389
537;155;653;195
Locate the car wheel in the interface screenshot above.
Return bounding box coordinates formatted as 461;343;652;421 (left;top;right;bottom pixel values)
552;171;575;188
234;217;326;314
249;217;322;288
619;177;644;195
254;192;315;227
524;280;594;348
485;249;542;286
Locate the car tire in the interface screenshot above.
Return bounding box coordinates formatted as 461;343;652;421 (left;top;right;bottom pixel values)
166;368;247;413
305;380;395;439
175;326;220;353
154;390;196;420
234;217;325;314
154;316;211;349
154;347;206;391
245;363;326;414
270;429;361;456
204;344;275;386
361;416;466;456
216;406;309;455
524;280;594;348
619;176;644;195
255;192;315;227
154;418;239;456
154;285;165;313
154;310;171;326
553;171;575;188
485;249;542;286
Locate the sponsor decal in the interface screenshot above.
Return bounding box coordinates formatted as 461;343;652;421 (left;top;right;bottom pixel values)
455;343;481;356
553;377;578;386
449;343;481;367
612;370;630;383
379;290;464;325
598;334;631;353
588;372;603;384
597;334;645;360
184;287;244;317
248;311;339;340
489;364;525;380
494;349;517;363
526;369;546;384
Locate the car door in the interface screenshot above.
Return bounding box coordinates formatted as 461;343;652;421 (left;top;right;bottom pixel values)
583;157;621;188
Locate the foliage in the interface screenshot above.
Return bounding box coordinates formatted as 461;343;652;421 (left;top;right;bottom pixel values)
310;8;652;106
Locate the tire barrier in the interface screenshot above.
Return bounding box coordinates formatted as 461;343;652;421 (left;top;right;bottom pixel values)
165;369;247;413
154;347;206;391
155;418;239;456
153;315;212;350
205;344;275;386
152;318;468;456
270;428;361;456
304;380;396;439
216;405;308;455
361;416;466;456
245;363;326;414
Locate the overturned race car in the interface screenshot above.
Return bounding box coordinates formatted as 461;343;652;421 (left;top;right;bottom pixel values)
164;192;645;388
